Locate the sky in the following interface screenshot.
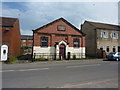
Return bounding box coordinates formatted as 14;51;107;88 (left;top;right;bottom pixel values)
1;1;119;35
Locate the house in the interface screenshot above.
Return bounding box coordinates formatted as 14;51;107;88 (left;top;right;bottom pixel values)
81;20;120;58
21;35;33;54
21;35;33;47
32;18;86;60
1;17;21;59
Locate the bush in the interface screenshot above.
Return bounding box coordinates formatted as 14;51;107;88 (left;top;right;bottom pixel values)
33;57;47;61
17;54;32;60
9;57;17;64
73;55;76;60
16;55;22;59
21;46;29;50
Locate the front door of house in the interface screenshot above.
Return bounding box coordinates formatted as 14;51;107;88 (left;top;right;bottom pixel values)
118;46;120;52
59;44;66;59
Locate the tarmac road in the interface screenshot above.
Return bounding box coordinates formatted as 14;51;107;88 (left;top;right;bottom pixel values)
2;59;119;88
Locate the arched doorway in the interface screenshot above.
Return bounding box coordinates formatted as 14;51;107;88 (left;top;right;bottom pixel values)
59;44;66;59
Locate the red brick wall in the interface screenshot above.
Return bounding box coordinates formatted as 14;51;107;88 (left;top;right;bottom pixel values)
38;20;82;36
21;40;33;47
33;19;85;48
2;19;21;58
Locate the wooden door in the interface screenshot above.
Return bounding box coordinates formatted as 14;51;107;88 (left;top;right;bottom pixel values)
59;44;66;59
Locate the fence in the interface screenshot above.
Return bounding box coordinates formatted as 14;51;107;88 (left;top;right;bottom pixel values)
33;53;86;60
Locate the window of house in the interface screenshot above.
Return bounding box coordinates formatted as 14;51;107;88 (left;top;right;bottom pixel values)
57;25;66;31
22;40;26;42
28;44;32;46
100;46;104;51
111;33;118;39
106;46;110;52
23;44;26;46
113;46;116;52
5;28;10;31
101;32;108;38
41;37;48;47
118;46;120;52
29;40;33;42
73;38;80;48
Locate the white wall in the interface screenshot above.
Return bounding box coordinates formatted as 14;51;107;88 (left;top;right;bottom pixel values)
66;47;86;58
33;46;86;59
33;46;55;54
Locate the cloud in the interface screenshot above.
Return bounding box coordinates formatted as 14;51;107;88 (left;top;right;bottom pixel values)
83;2;118;24
2;2;118;35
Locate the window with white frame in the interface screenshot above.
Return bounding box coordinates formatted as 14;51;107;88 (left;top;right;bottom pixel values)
111;33;118;39
29;40;33;42
22;40;26;42
101;32;108;38
5;28;10;31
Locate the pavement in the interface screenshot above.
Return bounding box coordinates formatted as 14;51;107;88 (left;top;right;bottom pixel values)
2;59;119;88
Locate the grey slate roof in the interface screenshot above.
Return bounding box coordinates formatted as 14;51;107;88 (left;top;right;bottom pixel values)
0;17;18;27
85;21;120;30
21;35;33;40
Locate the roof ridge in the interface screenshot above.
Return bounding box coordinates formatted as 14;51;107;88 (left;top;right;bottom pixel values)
33;17;85;35
85;20;119;27
33;17;64;31
0;17;18;20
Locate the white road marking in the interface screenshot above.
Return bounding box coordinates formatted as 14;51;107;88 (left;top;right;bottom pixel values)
59;78;118;88
66;64;101;68
1;68;49;72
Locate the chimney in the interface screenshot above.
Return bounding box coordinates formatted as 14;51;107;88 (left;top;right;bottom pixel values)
80;24;83;30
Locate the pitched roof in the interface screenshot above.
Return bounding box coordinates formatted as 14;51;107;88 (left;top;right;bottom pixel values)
33;17;86;36
85;21;120;30
0;17;18;27
21;35;33;40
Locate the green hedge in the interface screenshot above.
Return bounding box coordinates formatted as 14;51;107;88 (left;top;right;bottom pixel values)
31;57;48;62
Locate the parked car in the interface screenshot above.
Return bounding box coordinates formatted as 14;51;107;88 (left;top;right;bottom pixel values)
106;52;120;61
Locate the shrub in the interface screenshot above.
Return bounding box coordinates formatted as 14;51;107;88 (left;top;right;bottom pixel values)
21;46;29;50
34;57;47;61
9;57;17;64
16;55;22;59
73;55;76;60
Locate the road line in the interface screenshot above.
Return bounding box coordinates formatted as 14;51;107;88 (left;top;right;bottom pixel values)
1;68;49;72
66;64;101;68
59;78;118;88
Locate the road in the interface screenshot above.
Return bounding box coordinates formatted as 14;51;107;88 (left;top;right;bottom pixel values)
2;59;119;88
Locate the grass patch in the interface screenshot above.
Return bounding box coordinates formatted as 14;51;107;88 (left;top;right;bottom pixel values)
9;57;17;64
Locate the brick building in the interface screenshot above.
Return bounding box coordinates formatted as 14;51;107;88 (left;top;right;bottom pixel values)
21;35;33;54
21;35;33;47
1;17;21;58
33;18;86;60
81;21;120;57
